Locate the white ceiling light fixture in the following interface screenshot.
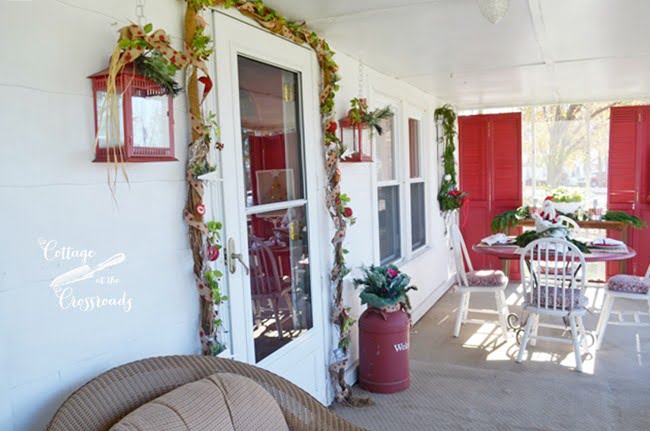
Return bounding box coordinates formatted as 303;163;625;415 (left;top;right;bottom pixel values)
478;0;510;24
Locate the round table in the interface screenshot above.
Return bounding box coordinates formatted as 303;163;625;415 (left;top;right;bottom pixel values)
472;244;636;264
471;243;637;339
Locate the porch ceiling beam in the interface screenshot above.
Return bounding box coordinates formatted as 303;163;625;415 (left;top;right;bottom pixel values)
306;0;445;25
398;51;650;80
527;0;553;66
527;0;560;101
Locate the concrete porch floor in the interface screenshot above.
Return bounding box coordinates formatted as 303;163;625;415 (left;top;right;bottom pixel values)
332;283;650;430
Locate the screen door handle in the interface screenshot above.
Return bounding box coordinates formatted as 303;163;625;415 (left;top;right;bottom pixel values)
227;238;250;276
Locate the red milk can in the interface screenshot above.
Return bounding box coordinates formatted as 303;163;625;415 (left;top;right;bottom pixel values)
358;307;410;393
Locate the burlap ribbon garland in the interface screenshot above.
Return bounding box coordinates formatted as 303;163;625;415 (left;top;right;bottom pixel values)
183;0;368;404
114;24;214;103
183;173;208;235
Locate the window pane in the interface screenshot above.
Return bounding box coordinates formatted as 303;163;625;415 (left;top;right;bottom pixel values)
378;185;401;264
247;205;312;362
238;56;304;207
376;114;396;182
409;118;421;178
411;182;426;250
522;103;610;209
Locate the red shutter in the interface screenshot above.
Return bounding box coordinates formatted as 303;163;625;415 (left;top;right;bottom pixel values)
635;108;650;275
607;106;650;276
459;113;522;275
608;107;637;209
491;113;523;279
459;115;490;269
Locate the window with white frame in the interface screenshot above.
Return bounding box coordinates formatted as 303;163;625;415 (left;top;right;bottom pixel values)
408;117;426;251
376;112;401;264
376;103;428;265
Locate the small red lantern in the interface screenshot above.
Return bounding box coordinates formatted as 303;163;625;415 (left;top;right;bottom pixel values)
89;64;176;162
339;98;372;163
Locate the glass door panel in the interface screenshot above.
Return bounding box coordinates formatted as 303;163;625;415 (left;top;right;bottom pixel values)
237;55;313;362
247;206;312;362
238;56;304;207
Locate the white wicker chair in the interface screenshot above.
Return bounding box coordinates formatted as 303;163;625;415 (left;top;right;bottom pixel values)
516;238;588;372
595;263;650;350
450;225;510;340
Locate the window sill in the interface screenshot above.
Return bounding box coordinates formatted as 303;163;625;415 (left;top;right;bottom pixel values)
407;244;432;262
386;244;432;268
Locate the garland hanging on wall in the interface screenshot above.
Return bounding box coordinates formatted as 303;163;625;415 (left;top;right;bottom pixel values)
97;0;364;404
208;0;366;405
94;3;225;359
435;104;468;212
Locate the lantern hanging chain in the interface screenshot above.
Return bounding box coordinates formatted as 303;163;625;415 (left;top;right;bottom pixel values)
357;58;365;100
136;0;146;27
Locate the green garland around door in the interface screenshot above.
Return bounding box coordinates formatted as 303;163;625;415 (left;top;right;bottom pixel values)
435;105;468;212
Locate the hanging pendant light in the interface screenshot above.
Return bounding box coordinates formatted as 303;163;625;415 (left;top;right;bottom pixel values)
478;0;510;24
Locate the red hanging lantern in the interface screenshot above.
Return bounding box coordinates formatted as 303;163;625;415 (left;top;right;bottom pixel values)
89;64;176;162
339;98;372;163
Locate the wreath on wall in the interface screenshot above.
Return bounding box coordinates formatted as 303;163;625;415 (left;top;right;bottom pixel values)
96;0;365;405
435;104;468;212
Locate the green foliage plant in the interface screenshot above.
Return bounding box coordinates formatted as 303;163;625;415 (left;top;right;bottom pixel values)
354;265;417;310
435;105;467;212
603;211;648;229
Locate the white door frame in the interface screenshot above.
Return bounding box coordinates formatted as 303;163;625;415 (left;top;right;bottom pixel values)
210;9;331;403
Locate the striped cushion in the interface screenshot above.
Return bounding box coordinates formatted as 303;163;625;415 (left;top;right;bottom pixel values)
531;286;585;310
608;275;650;295
466;270;507;287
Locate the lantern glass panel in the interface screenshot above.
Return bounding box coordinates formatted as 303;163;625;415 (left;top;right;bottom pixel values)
359;126;371;157
132;93;171;149
341;127;355;153
95;90;124;149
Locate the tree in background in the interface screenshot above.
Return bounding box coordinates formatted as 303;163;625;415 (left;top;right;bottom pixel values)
522;102;617;197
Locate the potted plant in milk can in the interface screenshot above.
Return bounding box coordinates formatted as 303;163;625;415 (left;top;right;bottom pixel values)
354;265;417;394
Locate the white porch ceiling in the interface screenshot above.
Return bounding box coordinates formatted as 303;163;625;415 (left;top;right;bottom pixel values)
263;0;650;108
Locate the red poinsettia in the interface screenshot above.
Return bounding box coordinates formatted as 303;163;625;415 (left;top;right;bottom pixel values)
387;268;399;278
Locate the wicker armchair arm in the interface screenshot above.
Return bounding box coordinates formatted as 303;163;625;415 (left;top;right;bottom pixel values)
47;355;364;431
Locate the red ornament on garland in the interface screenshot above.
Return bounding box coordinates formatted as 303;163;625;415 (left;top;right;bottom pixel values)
207;244;220;261
344;207;353;217
196;203;206;215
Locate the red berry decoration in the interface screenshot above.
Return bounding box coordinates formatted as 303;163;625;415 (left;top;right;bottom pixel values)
328;121;338;133
335;197;342;205
196;204;206;215
207;244;220;261
344;207;353;218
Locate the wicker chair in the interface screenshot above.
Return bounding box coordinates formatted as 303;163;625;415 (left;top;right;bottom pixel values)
46;355;365;431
